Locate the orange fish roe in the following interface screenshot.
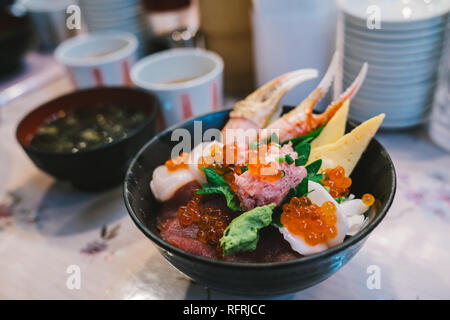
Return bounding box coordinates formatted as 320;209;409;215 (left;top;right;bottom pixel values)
177;193;232;251
247;161;283;182
321;166;352;198
197;207;232;249
177;193;202;226
165;152;189;171
362;193;375;206
281;197;338;246
246;143;283;182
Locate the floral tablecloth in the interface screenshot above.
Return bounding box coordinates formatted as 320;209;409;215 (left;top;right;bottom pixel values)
0;76;449;300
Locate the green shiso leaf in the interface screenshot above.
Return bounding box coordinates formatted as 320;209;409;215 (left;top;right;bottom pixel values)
196;167;242;211
281;124;324;146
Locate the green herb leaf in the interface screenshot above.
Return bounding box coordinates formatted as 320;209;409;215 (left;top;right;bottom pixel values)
197;185;242;211
308;173;324;183
276;155;285;163
306;159;322;175
281;125;324;145
294;143;311;166
285;154;294;165
220;204;276;255
197;167;242;211
296;177;309;197
334;196;347;204
202;167;228;185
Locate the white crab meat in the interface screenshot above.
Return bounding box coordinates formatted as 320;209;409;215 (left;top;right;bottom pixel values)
280;180;349;256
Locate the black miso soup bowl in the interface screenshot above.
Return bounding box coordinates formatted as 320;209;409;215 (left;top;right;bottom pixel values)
124;108;396;297
17;87;159;191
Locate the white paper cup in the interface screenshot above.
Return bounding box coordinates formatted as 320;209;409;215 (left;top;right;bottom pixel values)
131;48;224;127
55;32;138;88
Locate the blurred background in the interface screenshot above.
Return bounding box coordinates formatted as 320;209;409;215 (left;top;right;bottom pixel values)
1;0;449;138
0;0;449;299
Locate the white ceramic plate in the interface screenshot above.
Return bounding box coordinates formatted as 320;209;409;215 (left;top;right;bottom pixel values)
344;78;438;97
342;0;450;23
344;40;444;58
344;61;440;80
343;11;449;31
344;23;446;41
350;93;434;108
344;28;445;47
350;98;433;117
345;46;442;64
349;111;429;129
344;54;441;70
343;69;438;87
343;17;448;35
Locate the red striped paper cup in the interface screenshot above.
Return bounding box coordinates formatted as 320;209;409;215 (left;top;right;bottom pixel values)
131;48;224;127
55;32;138;88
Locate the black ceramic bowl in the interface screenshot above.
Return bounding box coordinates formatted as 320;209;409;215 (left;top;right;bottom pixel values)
124;109;396;297
17;87;159;191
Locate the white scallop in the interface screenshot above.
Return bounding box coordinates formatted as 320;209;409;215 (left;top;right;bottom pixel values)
340;199;368;217
150;165;195;202
280;227;328;255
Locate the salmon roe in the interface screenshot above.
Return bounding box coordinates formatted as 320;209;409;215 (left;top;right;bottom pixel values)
165;152;189;171
247;143;283;182
321;166;352;198
362;193;375;206
247;161;283;182
281;197;338;246
177;193;232;251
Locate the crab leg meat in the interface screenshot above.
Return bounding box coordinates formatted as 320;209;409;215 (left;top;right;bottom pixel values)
266;54;368;142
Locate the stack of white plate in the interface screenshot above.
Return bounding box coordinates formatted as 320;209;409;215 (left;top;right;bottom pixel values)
341;0;450;129
79;0;151;57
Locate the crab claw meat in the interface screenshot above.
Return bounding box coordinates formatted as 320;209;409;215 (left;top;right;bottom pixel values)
227;68;318;129
311;62;368;125
279;52;340;125
267;54;369;142
266;52;340;140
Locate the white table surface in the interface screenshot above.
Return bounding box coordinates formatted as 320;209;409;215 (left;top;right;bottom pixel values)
0;76;449;300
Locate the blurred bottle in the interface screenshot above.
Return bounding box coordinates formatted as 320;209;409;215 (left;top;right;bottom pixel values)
143;0;200;51
198;0;254;97
22;0;78;52
252;0;338;109
429;22;450;152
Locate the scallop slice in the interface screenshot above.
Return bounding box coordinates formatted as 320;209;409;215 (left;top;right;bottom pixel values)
339;199;369;236
150;165;195;202
279;181;349;256
280;227;328;255
340;199;368;216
